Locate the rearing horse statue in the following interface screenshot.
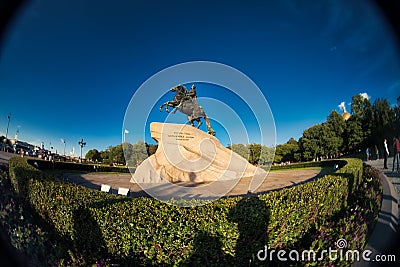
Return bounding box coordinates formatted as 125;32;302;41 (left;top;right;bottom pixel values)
159;85;216;136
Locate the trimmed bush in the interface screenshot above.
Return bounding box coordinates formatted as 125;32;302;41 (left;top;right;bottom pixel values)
304;163;382;266
8;157;47;196
8;157;368;266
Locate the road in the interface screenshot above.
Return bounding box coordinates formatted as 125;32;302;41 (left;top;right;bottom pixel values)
0;151;18;167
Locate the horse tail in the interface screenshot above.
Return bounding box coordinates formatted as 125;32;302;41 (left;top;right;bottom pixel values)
204;115;216;136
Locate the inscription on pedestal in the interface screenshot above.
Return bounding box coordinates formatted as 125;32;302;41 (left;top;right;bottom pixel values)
167;131;196;141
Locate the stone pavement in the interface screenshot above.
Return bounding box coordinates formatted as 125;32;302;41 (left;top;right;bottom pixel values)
63;168;323;198
365;158;400;220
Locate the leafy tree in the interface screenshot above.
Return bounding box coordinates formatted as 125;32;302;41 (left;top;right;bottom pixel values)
321;123;341;157
372;98;393;144
123;142;134;165
326;110;346;151
299;123;341;161
299;125;323;161
228;144;250;161
274;138;300;163
107;144;125;165
345;115;364;152
124;142;156;167
351;94;367;115
228;144;274;165
132;141;148;166
350;94;374;148
259;145;275;164
327;110;346;136
248;143;262;165
85;149;101;162
100;150;110;163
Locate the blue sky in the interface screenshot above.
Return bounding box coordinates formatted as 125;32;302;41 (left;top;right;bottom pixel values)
0;0;399;155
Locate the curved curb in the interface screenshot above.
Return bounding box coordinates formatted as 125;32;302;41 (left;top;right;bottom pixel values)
353;169;399;266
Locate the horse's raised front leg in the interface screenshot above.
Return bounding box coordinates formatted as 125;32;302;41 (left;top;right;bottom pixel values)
160;102;172;113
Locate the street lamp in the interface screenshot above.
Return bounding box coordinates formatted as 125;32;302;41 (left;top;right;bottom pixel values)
15;126;20;141
78;138;86;163
61;139;66;156
123;129;129;143
4;113;11;152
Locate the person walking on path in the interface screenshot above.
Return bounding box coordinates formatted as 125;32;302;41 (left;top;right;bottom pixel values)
384;139;389;169
393;137;400;172
375;145;379;160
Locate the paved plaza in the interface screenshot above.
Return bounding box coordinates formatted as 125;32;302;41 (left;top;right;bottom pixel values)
365;158;400;213
61;168;323;197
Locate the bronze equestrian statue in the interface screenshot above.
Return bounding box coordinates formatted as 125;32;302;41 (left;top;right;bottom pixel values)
159;84;216;136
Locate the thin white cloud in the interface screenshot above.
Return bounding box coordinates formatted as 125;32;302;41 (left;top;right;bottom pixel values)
338;101;347;113
359;92;370;100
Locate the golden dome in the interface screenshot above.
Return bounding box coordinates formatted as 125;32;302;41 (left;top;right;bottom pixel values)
342;112;351;121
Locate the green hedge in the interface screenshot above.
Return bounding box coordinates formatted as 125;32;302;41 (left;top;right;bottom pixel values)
267;159;347;171
8;156;47;196
9;157;364;266
26;158;133;173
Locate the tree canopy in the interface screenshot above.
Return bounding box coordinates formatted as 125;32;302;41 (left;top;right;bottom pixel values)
298;94;399;161
227;143;274;165
85;149;101;162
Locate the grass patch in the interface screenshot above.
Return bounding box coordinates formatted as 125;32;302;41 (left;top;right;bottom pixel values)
269;166;323;172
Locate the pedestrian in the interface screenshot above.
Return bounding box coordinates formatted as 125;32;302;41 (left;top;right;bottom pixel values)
366;148;370;161
375;145;379;160
393;137;400;172
384;139;389;169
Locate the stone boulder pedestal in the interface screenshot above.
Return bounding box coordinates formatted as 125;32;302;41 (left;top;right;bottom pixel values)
130;122;267;201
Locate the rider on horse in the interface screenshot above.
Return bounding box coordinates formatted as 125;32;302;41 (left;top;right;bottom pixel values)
187;84;197;99
159;84;216;136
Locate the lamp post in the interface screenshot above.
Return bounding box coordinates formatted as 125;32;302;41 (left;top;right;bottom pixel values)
4;113;11;152
61;139;66;156
123;129;129;143
15;126;20;141
78;139;86;163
